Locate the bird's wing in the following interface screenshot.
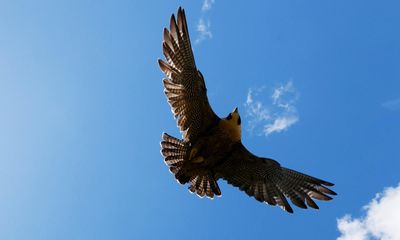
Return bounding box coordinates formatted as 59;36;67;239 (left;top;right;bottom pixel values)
215;143;336;213
159;7;219;143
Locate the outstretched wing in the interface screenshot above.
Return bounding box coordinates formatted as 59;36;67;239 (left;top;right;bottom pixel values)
159;7;219;143
215;143;336;213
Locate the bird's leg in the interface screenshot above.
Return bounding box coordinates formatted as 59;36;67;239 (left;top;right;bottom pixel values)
189;147;198;160
189;147;205;163
191;156;205;163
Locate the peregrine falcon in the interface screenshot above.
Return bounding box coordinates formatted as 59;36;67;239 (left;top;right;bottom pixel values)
159;7;336;213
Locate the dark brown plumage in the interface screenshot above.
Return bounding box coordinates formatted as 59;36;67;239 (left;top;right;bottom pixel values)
214;143;335;213
158;7;219;143
159;7;336;213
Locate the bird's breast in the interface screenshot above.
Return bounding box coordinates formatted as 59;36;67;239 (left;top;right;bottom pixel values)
218;119;241;142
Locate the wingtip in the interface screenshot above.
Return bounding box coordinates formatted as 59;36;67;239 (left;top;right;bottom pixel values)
180;7;186;19
161;132;171;141
330;190;338;196
158;59;169;73
286;207;294;214
158;58;165;71
170;13;177;28
325;195;333;201
324;181;335;187
163;27;170;40
177;6;185;18
281;204;294;213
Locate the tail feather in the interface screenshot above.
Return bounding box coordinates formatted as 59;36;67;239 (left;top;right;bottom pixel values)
188;171;221;199
160;132;221;199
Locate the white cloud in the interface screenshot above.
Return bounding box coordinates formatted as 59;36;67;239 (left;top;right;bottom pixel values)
244;81;299;136
382;98;400;111
202;0;215;12
195;18;212;44
196;0;215;44
337;183;400;240
264;115;298;135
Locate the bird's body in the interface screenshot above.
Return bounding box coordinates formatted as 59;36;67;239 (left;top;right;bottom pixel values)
162;110;242;197
159;7;336;213
190;111;241;165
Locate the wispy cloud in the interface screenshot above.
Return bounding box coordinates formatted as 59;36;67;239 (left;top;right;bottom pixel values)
382;98;400;111
196;0;215;44
264;115;299;135
244;81;299;136
337;183;400;240
195;18;212;44
202;0;215;11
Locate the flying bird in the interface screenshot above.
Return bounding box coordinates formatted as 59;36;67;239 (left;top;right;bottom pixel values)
158;7;336;213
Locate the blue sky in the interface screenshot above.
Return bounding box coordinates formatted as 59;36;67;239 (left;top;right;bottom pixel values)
1;0;399;239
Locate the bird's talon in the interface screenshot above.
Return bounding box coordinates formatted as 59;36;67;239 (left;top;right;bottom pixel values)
189;147;198;160
191;156;204;163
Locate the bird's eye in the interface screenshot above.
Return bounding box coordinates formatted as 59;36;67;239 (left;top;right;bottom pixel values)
237;116;241;125
227;113;232;120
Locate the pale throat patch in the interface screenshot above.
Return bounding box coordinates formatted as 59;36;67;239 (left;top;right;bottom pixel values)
219;114;241;141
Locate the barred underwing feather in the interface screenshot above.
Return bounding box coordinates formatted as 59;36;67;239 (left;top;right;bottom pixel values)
289;189;307;209
309;191;332;201
317;185;337;195
216;143;336;213
163;43;183;70
158;59;179;76
163;28;173;50
163;79;184;91
304;193;319;209
159;7;219;144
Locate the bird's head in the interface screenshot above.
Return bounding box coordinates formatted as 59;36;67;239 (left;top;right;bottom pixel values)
226;107;241;126
221;107;242;141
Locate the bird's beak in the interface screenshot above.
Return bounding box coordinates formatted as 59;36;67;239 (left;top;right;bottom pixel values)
233;107;238;113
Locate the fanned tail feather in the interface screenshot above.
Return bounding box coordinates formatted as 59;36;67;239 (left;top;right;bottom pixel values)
189;171;221;199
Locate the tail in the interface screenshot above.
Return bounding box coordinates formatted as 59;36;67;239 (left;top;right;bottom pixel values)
160;133;221;198
188;171;221;198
